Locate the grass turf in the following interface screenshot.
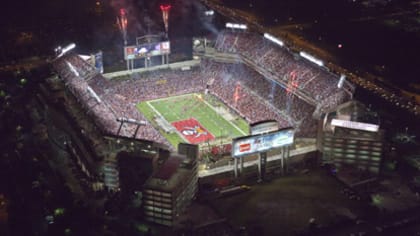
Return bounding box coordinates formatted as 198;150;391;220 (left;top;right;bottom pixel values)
136;93;249;148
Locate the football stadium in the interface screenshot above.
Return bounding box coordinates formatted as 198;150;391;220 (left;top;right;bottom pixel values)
43;4;398;229
47;0;364;192
52;31;354;151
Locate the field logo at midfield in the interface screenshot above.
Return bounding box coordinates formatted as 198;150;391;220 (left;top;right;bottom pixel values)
172;118;215;144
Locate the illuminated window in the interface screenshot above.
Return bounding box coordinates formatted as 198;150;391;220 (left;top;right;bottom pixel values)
162;192;171;197
161;198;171;203
153;207;163;212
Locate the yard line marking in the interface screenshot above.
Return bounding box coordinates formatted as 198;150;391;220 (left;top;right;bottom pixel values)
146;101;188;143
196;94;247;136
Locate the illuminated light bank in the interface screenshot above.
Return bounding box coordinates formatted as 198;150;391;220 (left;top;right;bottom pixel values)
338;74;346;88
225;23;247;30
205;10;214;16
263;33;284;47
299;51;324;67
57;43;76;58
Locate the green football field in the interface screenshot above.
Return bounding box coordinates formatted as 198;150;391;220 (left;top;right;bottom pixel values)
136;93;249;148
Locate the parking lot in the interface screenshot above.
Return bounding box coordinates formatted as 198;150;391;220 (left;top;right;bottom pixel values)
208;169;371;235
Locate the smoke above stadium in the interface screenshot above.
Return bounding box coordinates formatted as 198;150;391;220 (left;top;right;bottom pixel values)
109;0;164;43
108;0;220;42
192;0;219;35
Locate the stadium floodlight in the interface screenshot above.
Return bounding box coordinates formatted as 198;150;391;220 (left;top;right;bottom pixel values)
338;74;346;88
263;33;284;47
54;46;62;55
225;23;247;30
87;86;102;103
299;51;324;67
205;10;214;16
57;43;76;58
66;61;79;77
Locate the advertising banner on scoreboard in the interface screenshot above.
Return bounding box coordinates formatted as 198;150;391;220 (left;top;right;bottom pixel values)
124;41;170;60
331;119;379;132
232;128;294;158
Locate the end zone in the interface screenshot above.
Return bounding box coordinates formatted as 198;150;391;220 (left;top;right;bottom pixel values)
172;118;215;144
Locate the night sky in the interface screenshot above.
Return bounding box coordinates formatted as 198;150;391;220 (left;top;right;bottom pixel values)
1;0;419;90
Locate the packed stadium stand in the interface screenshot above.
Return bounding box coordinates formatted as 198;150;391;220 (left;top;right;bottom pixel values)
213;30;353;115
51;31;354;149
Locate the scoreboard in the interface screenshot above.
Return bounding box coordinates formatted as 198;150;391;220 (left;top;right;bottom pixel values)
124;41;170;60
232;128;294;158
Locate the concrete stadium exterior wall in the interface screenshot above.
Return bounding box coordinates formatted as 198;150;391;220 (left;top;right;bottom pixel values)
198;147;318;187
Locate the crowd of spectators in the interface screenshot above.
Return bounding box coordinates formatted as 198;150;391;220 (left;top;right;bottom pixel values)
92;68;206;103
201;59;318;137
214;31;350;110
52;53;118;136
52;53;170;146
53;49;327;147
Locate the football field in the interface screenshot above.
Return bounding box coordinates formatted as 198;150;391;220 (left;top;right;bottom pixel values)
137;93;249;148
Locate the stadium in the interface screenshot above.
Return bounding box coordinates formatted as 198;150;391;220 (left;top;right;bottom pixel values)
50;22;356;178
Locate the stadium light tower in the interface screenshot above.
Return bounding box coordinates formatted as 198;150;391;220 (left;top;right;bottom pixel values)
160;4;171;38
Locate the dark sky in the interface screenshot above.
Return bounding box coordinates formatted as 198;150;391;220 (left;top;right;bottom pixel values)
1;0;419;88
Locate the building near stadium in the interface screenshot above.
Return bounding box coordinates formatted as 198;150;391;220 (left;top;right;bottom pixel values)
143;144;198;226
320;101;384;175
